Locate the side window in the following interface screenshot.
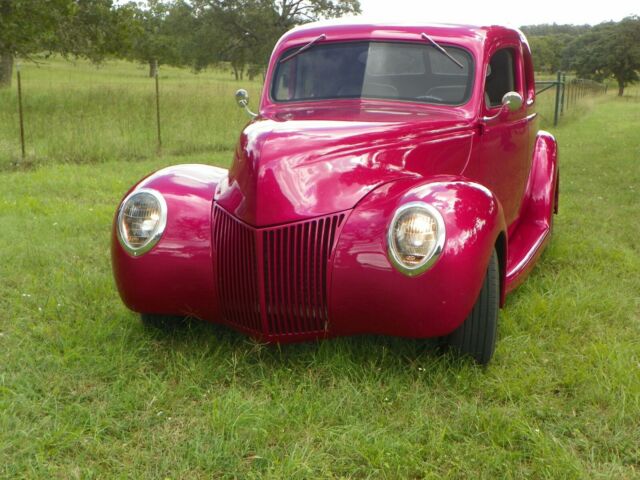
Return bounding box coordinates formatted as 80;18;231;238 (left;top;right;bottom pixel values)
484;48;516;108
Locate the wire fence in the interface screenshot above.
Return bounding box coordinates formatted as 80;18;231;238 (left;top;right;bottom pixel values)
0;58;263;170
534;72;608;127
0;60;612;170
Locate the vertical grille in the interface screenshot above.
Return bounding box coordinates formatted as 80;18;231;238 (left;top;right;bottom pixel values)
213;207;261;333
213;206;345;338
263;214;344;335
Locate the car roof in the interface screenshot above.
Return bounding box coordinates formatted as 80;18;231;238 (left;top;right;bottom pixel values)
282;18;523;46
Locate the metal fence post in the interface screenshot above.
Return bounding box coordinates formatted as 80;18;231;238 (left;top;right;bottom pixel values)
560;72;566;115
16;63;25;161
570;80;574;107
553;71;562;127
154;60;162;154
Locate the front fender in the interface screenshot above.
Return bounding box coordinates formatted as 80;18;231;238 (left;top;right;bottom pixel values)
111;164;228;320
329;176;506;338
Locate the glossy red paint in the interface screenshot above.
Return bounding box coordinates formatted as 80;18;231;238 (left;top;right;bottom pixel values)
330;177;505;337
504;131;559;292
112;164;227;321
215;106;474;227
112;22;558;342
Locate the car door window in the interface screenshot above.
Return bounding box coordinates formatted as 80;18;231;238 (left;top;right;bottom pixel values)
485;48;516;108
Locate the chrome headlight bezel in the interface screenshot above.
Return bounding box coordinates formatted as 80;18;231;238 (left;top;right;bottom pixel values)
387;201;446;276
117;188;168;256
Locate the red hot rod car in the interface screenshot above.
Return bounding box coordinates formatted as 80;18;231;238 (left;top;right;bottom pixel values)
112;22;558;364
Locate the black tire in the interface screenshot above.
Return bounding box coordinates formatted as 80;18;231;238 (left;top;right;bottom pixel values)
447;249;500;365
140;313;188;330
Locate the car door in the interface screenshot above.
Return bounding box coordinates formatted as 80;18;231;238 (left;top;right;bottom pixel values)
464;43;532;229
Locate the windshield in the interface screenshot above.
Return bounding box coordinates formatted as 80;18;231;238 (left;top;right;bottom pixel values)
272;41;474;105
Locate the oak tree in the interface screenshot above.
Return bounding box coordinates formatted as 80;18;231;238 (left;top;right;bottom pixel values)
565;16;640;96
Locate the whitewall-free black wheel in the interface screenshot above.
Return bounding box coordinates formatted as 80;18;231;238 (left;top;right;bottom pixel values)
447;249;500;365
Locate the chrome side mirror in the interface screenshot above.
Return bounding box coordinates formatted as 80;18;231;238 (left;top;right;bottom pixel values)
235;88;249;106
235;89;257;118
502;91;523;112
481;91;523;122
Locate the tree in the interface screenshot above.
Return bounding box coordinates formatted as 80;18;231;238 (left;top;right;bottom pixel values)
271;0;361;30
528;34;573;73
0;0;68;87
565;16;640;96
123;1;179;77
0;0;125;88
187;0;360;79
56;0;134;62
187;0;279;78
521;23;591;37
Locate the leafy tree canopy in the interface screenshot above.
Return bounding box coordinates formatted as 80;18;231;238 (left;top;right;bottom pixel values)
0;0;125;86
564;16;640;96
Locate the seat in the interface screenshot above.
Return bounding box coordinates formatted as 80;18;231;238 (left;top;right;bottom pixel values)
362;82;399;98
423;85;466;103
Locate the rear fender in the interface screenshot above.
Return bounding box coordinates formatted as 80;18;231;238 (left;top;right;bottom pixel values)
111;164;228;320
330;176;506;338
504;131;558;292
521;131;559;229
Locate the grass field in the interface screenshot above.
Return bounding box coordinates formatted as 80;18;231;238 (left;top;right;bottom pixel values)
1;60;639;478
0;58;263;169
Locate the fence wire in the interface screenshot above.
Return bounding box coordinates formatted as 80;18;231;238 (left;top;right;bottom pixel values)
0;60;611;169
535;72;607;127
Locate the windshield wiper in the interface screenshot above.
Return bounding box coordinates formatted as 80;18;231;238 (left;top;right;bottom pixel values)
279;34;326;64
421;32;464;69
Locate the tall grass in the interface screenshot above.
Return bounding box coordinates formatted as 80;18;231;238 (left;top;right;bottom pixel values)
0;57;262;168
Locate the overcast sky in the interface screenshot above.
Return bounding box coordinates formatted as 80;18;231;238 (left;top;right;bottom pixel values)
356;0;637;27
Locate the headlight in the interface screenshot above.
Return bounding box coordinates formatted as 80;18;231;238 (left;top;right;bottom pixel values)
117;188;167;256
387;202;445;276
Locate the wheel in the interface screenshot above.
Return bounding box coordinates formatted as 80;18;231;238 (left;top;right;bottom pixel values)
447;249;499;365
140;313;188;330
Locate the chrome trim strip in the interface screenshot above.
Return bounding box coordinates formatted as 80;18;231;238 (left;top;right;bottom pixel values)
117;188;168;257
386;201;446;277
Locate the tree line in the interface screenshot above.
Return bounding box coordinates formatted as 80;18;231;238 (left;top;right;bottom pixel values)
0;0;361;87
523;16;640;96
1;2;638;95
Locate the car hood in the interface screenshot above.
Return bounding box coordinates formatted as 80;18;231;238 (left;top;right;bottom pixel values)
215;103;475;227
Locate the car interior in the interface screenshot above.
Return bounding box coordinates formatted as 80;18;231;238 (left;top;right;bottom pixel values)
484;48;516;108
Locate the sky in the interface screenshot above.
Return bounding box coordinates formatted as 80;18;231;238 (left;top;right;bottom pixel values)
356;0;637;27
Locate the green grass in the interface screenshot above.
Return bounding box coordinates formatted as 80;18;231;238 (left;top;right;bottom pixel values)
0;57;262;169
1;61;639;478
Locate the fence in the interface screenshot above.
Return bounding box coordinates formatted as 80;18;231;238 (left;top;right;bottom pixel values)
0;60;611;169
0;58;262;169
535;71;608;127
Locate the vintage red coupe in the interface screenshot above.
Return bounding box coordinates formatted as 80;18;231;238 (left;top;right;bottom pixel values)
112;21;558;364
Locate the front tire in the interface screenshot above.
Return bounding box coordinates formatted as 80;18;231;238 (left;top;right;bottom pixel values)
447;249;499;365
